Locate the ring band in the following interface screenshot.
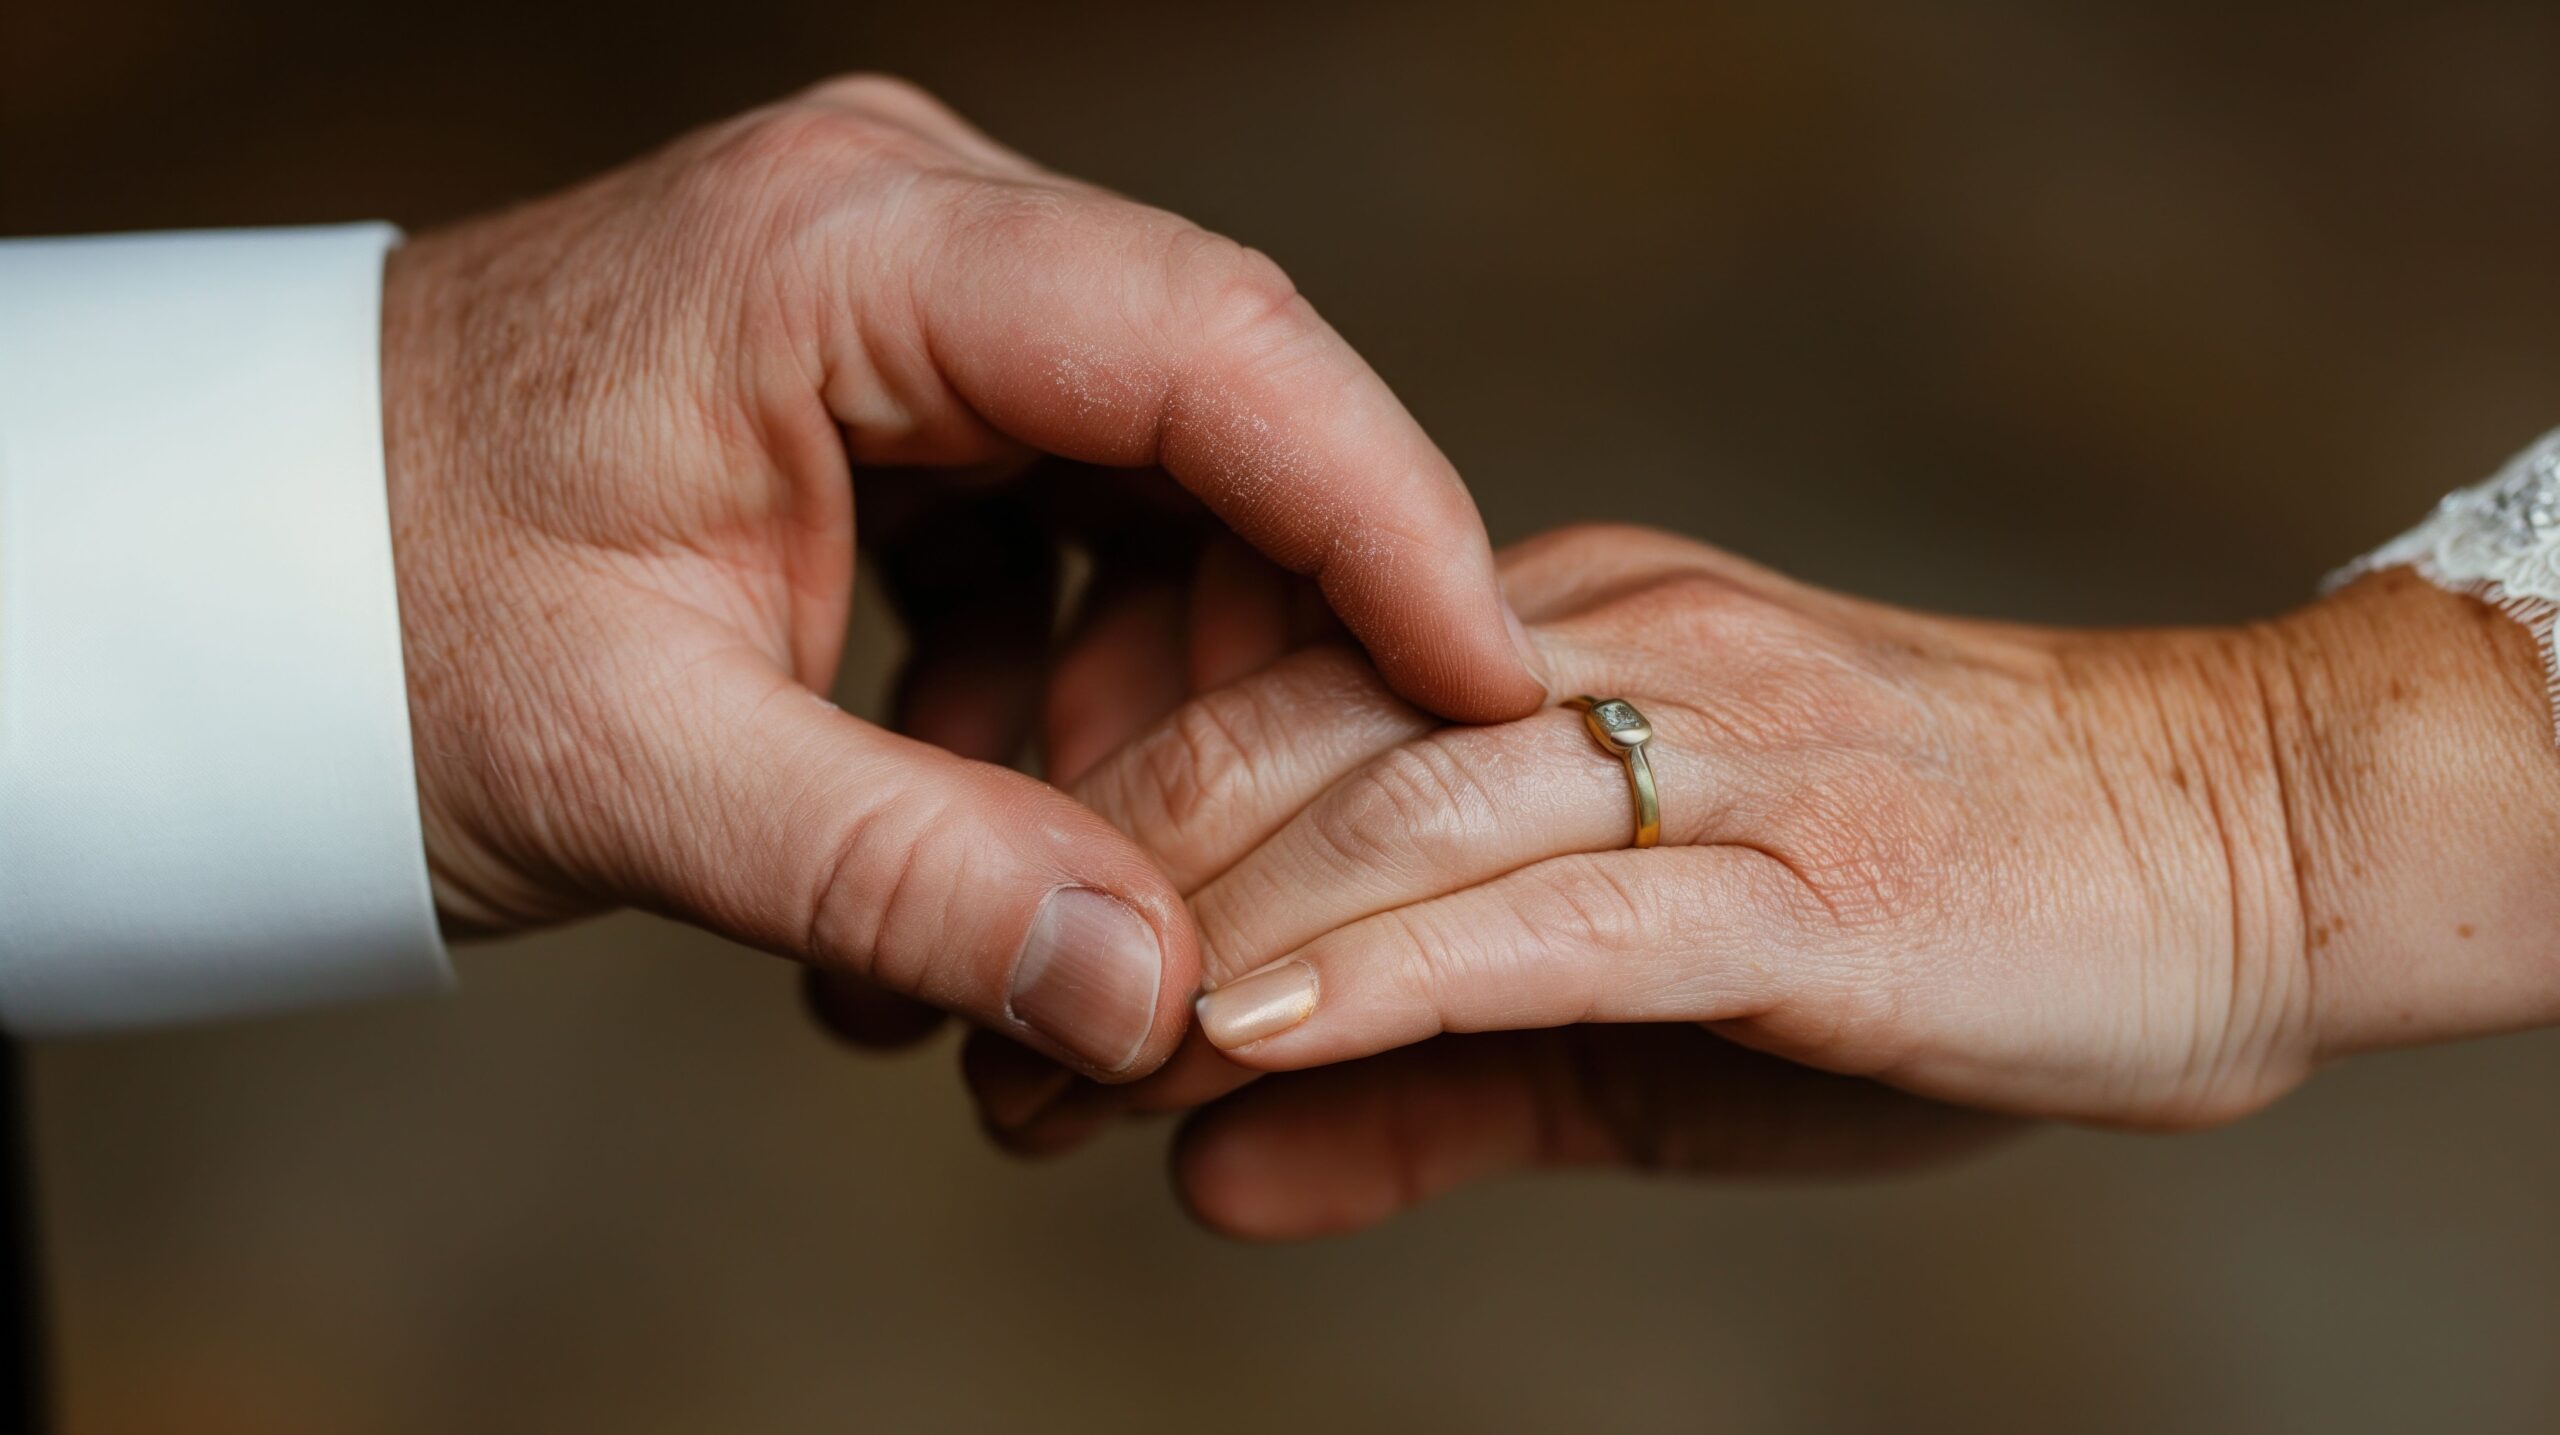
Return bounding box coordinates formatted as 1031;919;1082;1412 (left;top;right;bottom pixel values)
1566;695;1661;849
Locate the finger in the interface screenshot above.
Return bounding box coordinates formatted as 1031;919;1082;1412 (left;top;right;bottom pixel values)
803;74;1051;177
989;577;1362;1131
1068;644;1432;894
984;530;1253;1135
967;558;1181;1105
1494;523;1811;622
1187;535;1303;693
804;968;948;1051
869;482;1059;766
838;480;1060;1051
972;1021;1266;1151
989;1082;1122;1159
960;1028;1080;1132
1193;844;1818;1070
1174;1027;2023;1241
1044;532;1313;791
1183;688;1767;987
984;653;1706;1144
1043;576;1192;789
1110;1027;1266;1114
961;1029;1135;1158
610;638;1198;1079
977;639;1302;1121
892;190;1549;723
1172;581;1835;987
984;546;1461;1139
1286;579;1347;650
1011;464;1213;786
1065;569;1774;914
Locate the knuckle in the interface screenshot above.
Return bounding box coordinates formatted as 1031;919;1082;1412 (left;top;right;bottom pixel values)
1516;856;1653;961
1362;905;1466;1009
1375;902;1514;1022
1706;853;1922;1073
1570;577;1813;705
1524;521;1678;563
1609;588;1918;756
803;777;988;1003
1641;574;1800;654
687;101;932;210
799;71;942;118
947;176;1080;255
800;779;931;980
1495;521;1703;620
1164;230;1312;352
1315;742;1479;875
1126;688;1269;840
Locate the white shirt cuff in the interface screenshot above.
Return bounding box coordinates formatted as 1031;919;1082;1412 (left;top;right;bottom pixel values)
0;225;450;1034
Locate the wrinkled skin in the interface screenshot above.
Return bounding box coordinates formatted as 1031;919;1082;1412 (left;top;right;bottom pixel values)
917;526;2560;1239
384;75;1547;1081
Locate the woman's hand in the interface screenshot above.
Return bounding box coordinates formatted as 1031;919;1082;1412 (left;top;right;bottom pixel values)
961;523;2560;1227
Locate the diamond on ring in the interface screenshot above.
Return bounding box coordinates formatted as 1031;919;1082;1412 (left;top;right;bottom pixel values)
1566;695;1661;847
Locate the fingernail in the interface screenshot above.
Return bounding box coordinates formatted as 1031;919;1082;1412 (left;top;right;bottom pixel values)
1010;889;1164;1073
1502;588;1552;701
1196;960;1318;1050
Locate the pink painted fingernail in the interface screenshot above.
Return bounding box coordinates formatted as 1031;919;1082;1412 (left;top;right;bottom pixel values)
1010;889;1164;1073
1195;960;1318;1050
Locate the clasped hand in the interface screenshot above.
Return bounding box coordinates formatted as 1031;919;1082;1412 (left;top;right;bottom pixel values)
383;75;2560;1242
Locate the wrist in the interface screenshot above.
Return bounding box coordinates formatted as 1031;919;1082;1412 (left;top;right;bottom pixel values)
2258;569;2560;1057
381;231;595;937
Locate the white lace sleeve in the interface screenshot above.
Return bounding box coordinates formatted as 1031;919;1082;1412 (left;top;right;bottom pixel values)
2331;428;2560;734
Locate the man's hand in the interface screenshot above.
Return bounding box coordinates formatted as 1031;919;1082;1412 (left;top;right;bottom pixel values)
381;75;1547;1079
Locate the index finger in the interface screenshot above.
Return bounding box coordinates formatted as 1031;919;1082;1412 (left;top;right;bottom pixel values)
901;186;1550;724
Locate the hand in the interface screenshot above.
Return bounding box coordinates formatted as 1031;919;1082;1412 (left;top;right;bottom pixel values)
384;75;1548;1080
973;524;2560;1227
1171;1028;2020;1240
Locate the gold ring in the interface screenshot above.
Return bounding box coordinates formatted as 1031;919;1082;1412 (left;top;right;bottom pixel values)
1566;696;1661;849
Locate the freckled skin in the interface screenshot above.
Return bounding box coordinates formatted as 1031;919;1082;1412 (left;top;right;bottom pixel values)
959;534;2560;1232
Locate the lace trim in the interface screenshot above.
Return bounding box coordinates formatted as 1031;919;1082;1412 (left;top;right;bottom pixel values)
2329;428;2560;737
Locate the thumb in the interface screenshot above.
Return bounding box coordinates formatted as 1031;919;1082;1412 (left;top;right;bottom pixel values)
615;651;1197;1079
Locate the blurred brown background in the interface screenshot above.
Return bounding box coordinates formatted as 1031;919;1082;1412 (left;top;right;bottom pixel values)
8;2;2560;1430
